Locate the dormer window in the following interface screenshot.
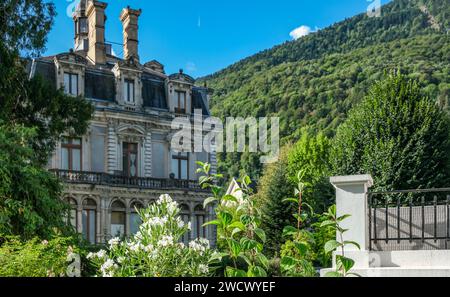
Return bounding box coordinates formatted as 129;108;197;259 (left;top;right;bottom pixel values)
175;90;186;114
64;72;78;96
124;79;135;103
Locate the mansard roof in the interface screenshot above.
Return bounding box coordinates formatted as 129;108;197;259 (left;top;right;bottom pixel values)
29;50;211;116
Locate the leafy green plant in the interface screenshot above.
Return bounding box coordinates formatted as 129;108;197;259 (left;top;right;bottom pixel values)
0;123;70;239
321;205;360;277
197;161;269;277
88;194;217;277
0;234;85;277
310;213;335;268
280;170;316;277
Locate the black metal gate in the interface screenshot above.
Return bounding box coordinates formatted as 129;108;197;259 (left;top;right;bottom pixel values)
368;188;450;251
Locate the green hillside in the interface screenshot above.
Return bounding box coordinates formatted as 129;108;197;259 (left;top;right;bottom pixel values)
200;0;450;180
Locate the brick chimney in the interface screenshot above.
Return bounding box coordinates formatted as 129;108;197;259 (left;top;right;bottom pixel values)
120;7;142;61
86;1;108;64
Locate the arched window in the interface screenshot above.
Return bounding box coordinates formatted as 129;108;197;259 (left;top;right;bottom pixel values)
130;201;143;235
66;198;77;231
111;200;126;238
194;205;206;239
82;198;97;244
180;204;190;244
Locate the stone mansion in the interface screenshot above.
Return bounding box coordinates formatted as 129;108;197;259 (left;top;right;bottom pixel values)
28;0;216;245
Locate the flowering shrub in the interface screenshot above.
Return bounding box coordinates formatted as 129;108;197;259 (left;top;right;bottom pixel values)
88;194;219;277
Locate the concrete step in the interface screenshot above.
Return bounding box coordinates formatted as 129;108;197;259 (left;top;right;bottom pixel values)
321;267;450;277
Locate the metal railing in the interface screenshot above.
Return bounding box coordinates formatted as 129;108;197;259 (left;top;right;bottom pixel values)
368;188;450;251
50;169;207;192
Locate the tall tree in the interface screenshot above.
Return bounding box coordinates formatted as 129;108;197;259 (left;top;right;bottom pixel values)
0;0;93;237
0;123;68;238
286;130;333;213
332;72;450;190
1;0;93;164
256;145;296;256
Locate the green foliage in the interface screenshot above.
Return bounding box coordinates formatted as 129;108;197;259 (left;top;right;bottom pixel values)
256;145;296;256
0;123;70;239
257;131;334;256
321;205;360;277
332;72;450;191
0;0;55;55
286;130;334;213
310;214;335;268
0;234;84;277
198;162;269;277
279;170;316;277
0;0;93;239
201;0;449;180
279;233;316;277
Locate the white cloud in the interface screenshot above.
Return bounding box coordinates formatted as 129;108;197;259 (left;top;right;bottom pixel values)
186;62;197;72
289;25;312;40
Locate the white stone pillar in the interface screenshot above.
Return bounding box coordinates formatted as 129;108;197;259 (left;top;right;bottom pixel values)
96;209;101;244
144;131;152;177
107;125;118;174
125;210;131;237
330;175;373;252
77;205;83;234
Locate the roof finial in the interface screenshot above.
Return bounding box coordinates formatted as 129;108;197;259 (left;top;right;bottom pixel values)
179;68;184;74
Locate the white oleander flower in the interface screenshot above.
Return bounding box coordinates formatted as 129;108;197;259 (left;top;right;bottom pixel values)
129;242;144;252
187;222;192;230
157;194;173;205
100;259;117;276
166;201;179;213
176;217;185;228
88;249;107;259
108;237;120;247
143;244;154;252
199;264;209;274
189;238;210;255
157;235;174;247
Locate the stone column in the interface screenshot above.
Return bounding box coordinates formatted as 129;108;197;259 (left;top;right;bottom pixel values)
190;202;196;240
77;205;83;234
329;175;373;269
125;210;131;237
96;208;101;244
143;131;152;177
101;196;110;243
107;124;118;174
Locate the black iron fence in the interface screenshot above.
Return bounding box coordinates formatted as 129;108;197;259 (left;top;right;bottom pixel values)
50;169;207;192
368;188;450;251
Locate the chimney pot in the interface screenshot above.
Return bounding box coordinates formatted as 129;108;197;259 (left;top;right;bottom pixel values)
120;7;141;61
86;1;108;64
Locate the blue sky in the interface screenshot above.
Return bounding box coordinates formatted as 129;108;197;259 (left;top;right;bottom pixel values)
44;0;390;77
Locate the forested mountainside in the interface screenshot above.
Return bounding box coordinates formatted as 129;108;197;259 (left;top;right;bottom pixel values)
200;0;449;180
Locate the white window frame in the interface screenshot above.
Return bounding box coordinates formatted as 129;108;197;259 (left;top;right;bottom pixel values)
124;79;135;104
64;72;78;96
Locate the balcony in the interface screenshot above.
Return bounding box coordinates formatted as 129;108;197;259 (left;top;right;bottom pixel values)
50;169;208;192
